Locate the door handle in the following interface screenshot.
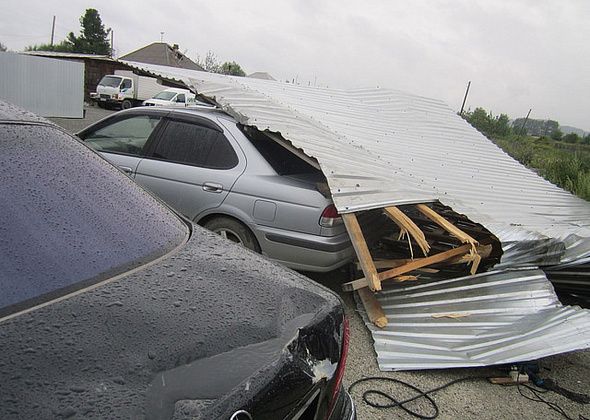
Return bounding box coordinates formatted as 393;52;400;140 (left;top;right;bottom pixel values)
202;182;223;193
119;166;133;175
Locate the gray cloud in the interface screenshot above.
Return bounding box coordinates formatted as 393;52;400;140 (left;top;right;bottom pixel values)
1;0;588;129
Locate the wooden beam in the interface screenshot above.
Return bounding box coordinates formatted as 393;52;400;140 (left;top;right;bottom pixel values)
342;274;419;292
342;213;381;291
383;207;430;256
416;204;483;274
342;277;370;292
416;204;478;246
377;244;471;282
357;260;440;273
358;287;387;328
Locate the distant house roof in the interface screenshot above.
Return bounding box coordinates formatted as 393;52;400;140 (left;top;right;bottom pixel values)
247;72;276;81
21;51;115;62
119;43;203;71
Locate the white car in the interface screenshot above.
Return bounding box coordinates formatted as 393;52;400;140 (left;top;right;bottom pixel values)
142;88;197;107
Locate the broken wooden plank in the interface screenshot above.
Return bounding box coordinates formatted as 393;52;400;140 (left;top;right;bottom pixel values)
416;204;478;246
378;244;471;282
342;277;370;292
342;275;418;292
383;206;431;257
354;244;491;272
416;204;484;274
357;287;387;328
342;213;381;291
431;312;470;319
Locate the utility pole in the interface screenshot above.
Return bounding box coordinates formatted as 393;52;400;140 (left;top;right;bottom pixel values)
519;109;532;136
459;81;471;115
160;32;164;43
50;15;56;46
110;30;114;57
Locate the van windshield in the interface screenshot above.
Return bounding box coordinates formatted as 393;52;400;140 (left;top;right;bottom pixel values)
99;76;123;88
153;91;177;100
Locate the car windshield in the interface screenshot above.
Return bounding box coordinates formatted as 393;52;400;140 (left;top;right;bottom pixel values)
0;123;189;317
153;91;177;100
99;76;122;88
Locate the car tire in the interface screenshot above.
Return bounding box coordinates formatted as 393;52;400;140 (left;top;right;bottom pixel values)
121;99;133;110
204;217;261;253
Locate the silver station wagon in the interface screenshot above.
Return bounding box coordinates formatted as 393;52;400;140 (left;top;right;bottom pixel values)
78;107;353;272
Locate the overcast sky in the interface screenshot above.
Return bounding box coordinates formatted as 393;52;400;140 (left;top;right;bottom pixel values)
2;0;588;130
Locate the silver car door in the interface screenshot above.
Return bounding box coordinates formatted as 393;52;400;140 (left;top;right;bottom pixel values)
81;114;163;177
135;118;246;220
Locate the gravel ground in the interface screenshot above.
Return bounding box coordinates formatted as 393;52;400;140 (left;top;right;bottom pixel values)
52;106;590;420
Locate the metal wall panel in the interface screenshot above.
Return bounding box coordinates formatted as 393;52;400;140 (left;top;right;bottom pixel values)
119;61;590;268
0;52;83;118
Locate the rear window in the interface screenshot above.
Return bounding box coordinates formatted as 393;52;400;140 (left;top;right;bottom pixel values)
0;123;188;317
240;125;320;175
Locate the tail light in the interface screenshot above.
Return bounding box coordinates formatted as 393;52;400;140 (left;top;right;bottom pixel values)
326;317;350;418
319;204;343;227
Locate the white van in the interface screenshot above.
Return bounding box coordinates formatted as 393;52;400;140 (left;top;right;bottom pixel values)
142;88;196;107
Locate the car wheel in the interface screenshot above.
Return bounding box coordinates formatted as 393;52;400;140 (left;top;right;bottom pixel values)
121;100;133;110
204;217;260;253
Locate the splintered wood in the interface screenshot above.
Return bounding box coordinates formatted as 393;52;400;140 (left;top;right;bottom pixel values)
383;207;430;258
342;204;487;328
416;204;481;274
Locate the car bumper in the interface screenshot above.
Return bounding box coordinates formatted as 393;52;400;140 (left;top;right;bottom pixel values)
328;387;356;420
253;225;354;272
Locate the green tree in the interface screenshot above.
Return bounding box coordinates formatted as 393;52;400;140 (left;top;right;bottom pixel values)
464;107;491;134
463;107;512;137
220;61;246;76
0;42;7;52
583;135;590;145
67;9;111;55
25;40;73;52
551;128;563;141
563;133;580;144
494;114;511;136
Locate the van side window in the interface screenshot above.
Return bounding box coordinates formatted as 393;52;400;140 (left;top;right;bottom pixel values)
121;79;132;90
83;116;161;156
176;94;185;103
153;121;238;169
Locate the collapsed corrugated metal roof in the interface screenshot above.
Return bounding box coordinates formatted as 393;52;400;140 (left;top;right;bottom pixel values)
119;61;590;370
120;60;590;269
356;269;590;370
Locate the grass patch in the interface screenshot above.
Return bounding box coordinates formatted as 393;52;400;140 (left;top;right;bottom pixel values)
490;134;590;201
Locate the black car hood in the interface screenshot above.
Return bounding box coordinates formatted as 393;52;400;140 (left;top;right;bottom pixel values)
0;226;343;419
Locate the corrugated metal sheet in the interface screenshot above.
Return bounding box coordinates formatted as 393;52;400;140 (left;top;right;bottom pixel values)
0;52;84;118
355;269;590;370
21;51;113;61
118;61;590;268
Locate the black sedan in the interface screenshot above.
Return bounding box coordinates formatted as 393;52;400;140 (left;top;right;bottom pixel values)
0;100;355;420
